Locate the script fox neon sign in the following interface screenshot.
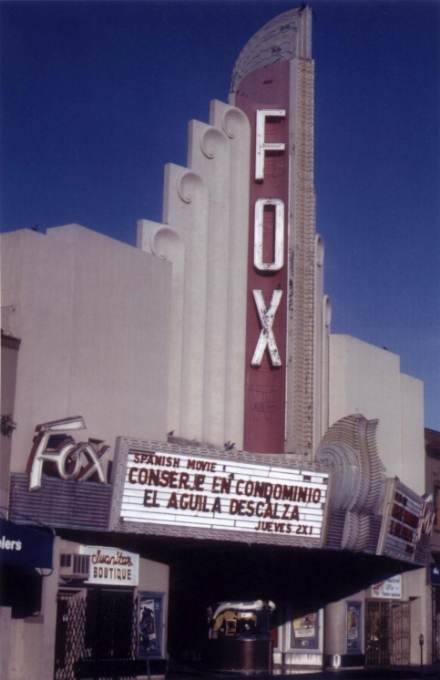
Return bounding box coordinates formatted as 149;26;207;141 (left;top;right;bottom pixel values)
27;416;108;491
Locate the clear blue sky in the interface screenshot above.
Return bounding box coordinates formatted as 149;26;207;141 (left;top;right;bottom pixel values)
1;1;439;430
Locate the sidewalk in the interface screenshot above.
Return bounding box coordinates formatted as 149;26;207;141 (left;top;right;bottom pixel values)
164;665;440;680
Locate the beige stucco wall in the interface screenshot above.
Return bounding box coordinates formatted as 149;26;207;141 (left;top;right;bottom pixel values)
400;373;425;495
8;616;44;680
11;538;170;680
324;571;428;665
324;589;365;659
5;538;60;680
1;225;172;475
328;334;424;494
1;339;19;508
403;569;429;664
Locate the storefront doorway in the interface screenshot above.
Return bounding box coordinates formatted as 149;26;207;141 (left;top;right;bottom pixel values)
432;587;440;663
54;589;137;680
365;599;410;666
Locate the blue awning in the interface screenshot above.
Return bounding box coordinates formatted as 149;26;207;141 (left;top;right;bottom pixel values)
430;563;440;586
0;519;54;569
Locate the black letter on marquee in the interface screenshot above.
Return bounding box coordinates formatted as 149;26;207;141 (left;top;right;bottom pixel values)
212;497;222;513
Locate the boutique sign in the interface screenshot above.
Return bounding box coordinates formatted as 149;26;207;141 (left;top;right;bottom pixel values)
84;546;139;586
110;439;330;547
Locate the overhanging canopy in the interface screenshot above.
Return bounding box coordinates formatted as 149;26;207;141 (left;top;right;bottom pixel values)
0;518;54;569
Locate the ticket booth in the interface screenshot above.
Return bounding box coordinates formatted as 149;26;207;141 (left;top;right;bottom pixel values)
205;600;275;674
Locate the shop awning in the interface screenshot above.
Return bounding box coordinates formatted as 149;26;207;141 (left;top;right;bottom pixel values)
0;518;54;569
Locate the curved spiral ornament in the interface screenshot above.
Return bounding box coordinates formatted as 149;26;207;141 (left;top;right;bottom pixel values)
315;234;324;267
150;225;183;261
221;106;249;140
176;170;204;204
323;295;332;328
316;414;386;515
200;126;227;159
315;441;360;512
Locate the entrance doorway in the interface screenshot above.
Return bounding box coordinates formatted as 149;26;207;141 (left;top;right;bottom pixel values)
432;587;440;663
54;589;137;680
365;600;410;666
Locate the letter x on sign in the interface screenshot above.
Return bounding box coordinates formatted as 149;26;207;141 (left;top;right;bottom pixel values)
251;289;282;367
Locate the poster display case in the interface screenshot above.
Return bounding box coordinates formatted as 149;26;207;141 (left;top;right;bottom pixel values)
138;592;165;659
346;602;362;654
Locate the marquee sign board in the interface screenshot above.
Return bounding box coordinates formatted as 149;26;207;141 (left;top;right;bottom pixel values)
110;438;331;548
377;478;433;564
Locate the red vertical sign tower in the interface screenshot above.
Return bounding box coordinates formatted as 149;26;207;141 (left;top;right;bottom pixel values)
235;60;290;453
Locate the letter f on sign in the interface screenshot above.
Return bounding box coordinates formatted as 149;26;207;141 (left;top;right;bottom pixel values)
252;289;282;367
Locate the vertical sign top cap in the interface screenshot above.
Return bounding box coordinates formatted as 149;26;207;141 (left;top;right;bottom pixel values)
230;6;312;94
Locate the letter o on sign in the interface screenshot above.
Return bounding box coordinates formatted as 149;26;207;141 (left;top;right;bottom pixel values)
254;198;284;271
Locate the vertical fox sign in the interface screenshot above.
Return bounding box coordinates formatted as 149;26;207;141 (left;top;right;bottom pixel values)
234;70;289;454
230;7;327;454
138;7;329;456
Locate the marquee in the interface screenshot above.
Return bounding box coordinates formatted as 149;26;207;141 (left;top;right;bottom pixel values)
110;438;331;548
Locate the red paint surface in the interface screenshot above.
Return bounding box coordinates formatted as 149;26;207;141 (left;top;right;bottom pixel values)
234;60;290;453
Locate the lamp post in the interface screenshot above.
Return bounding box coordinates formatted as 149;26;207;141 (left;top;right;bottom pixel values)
419;633;424;677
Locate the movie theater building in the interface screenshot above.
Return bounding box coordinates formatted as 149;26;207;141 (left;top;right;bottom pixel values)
425;428;440;663
0;7;433;679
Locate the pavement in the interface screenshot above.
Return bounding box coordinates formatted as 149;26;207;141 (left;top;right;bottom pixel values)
163;665;440;680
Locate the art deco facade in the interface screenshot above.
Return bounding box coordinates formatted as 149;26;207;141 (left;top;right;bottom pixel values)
0;7;433;679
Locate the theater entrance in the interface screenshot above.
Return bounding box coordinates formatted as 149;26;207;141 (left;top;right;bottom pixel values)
163;540;413;673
